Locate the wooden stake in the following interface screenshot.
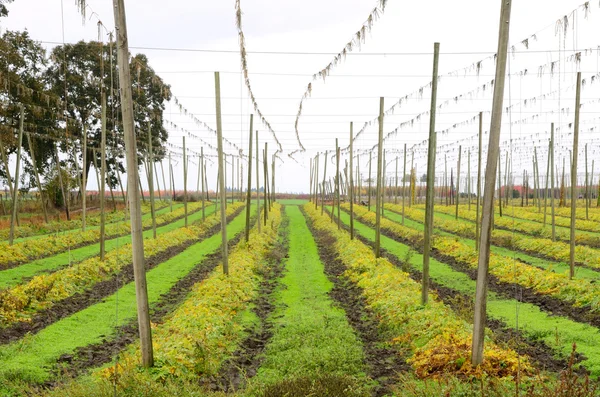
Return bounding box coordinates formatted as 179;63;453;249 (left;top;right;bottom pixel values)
349;122;355;239
183;136;188;227
544;140;550;226
368;151;372;211
245;115;253;242
113;0;153;367
99;94;108;260
336;140;341;230
585;143;589;220
569;72;582;280
468;149;471;212
256;130;261;233
472;0;511;366
322;150;328;216
422;42;440;305
201;148;205;221
375;97;385;258
263;144;268;227
456;146;461;219
214;71;228;274
402;143;407;225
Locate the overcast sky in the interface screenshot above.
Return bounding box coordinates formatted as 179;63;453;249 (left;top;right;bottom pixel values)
1;0;599;193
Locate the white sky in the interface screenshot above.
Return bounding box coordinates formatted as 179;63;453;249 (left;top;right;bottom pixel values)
1;0;599;194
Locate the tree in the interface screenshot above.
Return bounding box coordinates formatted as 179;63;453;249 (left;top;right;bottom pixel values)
0;0;13;17
45;42;171;189
0;30;60;189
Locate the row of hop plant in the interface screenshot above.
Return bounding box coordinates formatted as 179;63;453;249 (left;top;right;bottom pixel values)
0;201;206;269
98;203;282;386
0;201;169;241
350;203;600;315
450;202;600;234
0;202;245;326
423;204;600;264
516;202;600;223
305;203;529;379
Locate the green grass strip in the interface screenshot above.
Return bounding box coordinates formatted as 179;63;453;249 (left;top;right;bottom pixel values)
249;205;367;387
0;204;216;290
0;207;252;393
336;209;600;377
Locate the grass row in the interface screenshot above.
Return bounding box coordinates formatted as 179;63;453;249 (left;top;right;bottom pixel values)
40;205;280;397
0;205;253;395
0;203;213;291
0;201;208;269
244;205;369;395
0;202;243;326
334;205;600;377
348;204;600;322
428;204;600;268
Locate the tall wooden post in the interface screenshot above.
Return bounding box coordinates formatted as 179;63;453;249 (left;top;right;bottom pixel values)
585;144;589;220
456;146;461;219
168;153;173;212
256;130;261;233
160;160;168;206
402;144;407;225
394;156;399;205
467;149;471;211
497;155;502;218
99;94;108;259
9;105;24;245
263;144;268;227
357;155;361;205
215;72;229;274
321;151;328;216
472;0;511;366
113;0;153;367
544;141;550;226
336;140;341;230
183;136;188;227
271;155;275;204
375;97;385;258
245;115;253;242
422;42;440;305
201;148;205;221
535;147;541;212
349;123;355;239
569;72;582;280
27;132;48;223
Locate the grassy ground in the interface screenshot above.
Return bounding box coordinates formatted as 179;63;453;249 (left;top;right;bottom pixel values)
0;204;217;290
336;208;600;376
0;207;253;394
246;205;369;394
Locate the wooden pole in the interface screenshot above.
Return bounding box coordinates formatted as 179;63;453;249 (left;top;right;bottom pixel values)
263;144;268;227
215;72;229;274
456;145;461;219
535;147;541;212
585;143;589;220
375;97;385;258
256;130;261;233
160;160;168;206
314;154;319;209
113;0;153;367
245;115;253;242
544;141;550;226
9;105;24;245
472;0;511;366
422;42;440;305
569;71;582;280
394;156;398;205
183;136;188;227
271;155;275;204
201;148;205;221
99;93;108;259
336;140;341;230
497;154;502;218
27;132;48;223
349;122;355;239
402;144;407;225
168;153;173;212
321;151;328;216
468;149;471;211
